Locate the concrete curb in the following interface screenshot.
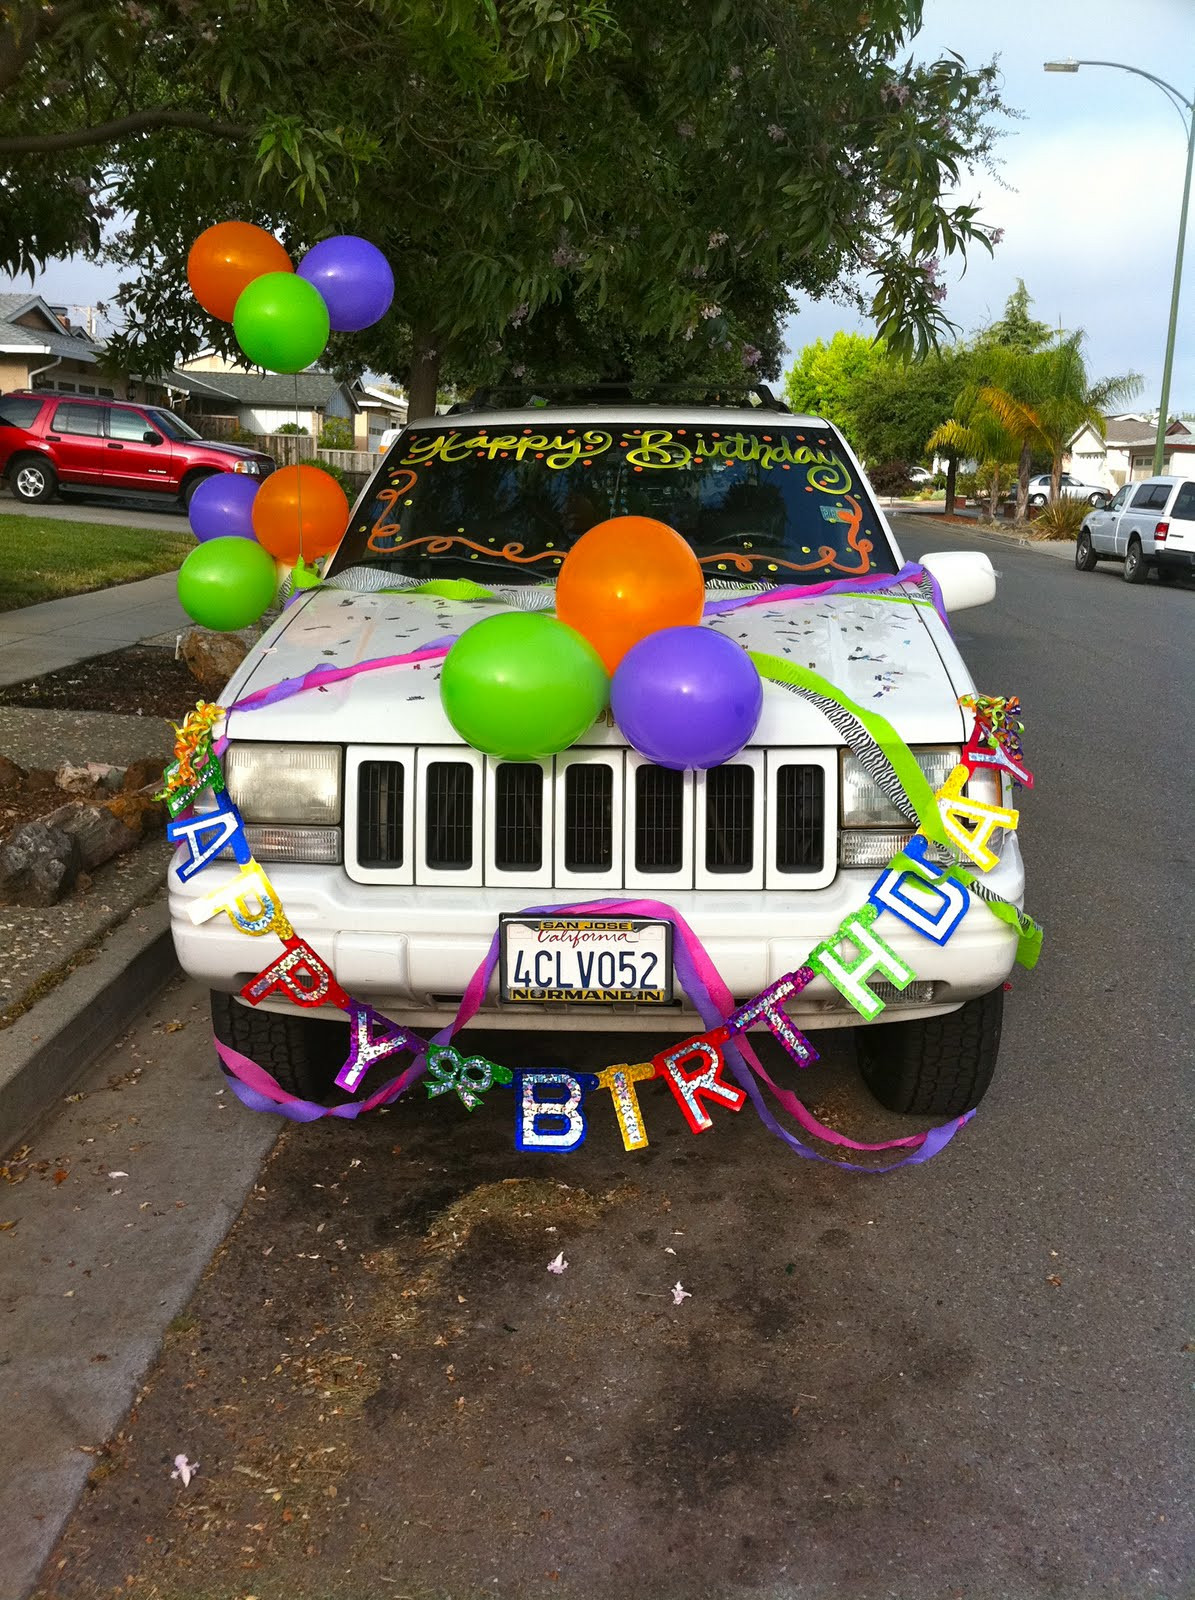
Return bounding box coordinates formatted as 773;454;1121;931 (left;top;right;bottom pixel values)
0;895;179;1154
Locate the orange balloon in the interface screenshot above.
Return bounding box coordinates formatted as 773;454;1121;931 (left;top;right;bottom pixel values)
556;516;705;672
251;465;349;563
187;222;293;322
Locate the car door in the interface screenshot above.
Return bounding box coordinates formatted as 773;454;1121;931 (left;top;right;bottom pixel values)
103;404;174;492
45;399;111;486
1088;484;1129;553
1119;481;1168;555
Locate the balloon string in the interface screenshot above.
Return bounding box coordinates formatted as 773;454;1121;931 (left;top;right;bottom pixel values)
293;371;304;566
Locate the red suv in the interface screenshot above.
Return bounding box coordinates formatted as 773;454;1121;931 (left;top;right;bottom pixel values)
0;391;274;510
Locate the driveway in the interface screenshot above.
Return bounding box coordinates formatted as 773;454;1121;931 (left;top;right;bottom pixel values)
11;516;1193;1600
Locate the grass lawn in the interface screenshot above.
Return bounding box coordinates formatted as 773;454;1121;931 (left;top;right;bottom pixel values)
0;513;193;611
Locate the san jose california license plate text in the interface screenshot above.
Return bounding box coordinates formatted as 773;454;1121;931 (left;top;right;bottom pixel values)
500;918;673;1004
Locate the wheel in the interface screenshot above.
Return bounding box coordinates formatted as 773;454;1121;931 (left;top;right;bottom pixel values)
1089;492;1109;507
180;469;217;511
856;985;1004;1117
211;989;349;1103
1123;537;1149;584
1028;493;1047;508
1075;530;1099;571
9;454;57;503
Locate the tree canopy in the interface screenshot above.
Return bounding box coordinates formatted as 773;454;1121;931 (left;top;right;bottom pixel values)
0;0;1008;412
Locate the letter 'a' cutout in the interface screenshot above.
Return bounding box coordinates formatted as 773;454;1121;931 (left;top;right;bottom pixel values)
937;763;1019;873
810;904;916;1021
596;1062;657;1151
241;937;347;1010
654;1033;746;1134
870;836;969;947
336;1002;422;1093
168;791;251;882
514;1070;599;1152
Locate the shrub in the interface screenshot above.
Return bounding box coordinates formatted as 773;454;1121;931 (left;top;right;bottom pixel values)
954;470;979;499
1029;497;1089;541
318;417;354;450
868;459;913;496
275;422;309;435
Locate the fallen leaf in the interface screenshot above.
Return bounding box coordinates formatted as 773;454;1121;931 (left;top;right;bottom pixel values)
664;1246;675;1255
546;1251;568;1275
1046;1274;1063;1288
163;1020;185;1033
671;1282;692;1306
171;1453;199;1487
0;1220;17;1233
108;1171;129;1179
52;1170;69;1185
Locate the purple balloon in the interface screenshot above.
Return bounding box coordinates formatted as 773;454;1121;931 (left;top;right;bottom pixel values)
611;626;763;770
188;470;260;543
296;235;394;331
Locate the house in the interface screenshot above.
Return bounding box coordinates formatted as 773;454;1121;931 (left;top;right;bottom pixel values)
1064;412;1194;488
0;292;163;403
1125;423;1195;481
165;353;407;451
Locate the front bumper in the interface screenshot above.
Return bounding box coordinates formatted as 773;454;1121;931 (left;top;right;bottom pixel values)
169;838;1026;1032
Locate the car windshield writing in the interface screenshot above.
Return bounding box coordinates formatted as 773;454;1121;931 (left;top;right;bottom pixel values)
148;409;202;441
331;423;892;586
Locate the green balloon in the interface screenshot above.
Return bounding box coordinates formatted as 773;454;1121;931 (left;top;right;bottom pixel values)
232;272;330;373
440;612;609;759
177;537;278;632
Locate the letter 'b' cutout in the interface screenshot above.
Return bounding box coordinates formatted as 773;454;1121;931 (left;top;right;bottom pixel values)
515;1071;598;1152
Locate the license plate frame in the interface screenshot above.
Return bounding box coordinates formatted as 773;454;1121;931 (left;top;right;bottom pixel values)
498;915;674;1005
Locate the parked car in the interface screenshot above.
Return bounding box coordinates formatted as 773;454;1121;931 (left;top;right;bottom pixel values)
1026;472;1109;508
1075;475;1195;583
907;465;933;485
0;391;274;508
170;398;1026;1122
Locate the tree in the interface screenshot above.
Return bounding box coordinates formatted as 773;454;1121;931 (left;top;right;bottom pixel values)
983;279;1053;354
926;408;1017;518
782;332;887;442
0;2;1009;415
850;345;975;465
981;334;1141;513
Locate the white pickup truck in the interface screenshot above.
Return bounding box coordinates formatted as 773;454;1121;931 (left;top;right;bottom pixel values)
169;401;1025;1120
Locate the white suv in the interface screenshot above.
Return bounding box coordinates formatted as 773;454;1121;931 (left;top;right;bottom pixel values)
169;403;1025;1119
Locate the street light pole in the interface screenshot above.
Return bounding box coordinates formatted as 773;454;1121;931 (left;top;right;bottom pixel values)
1044;59;1195;475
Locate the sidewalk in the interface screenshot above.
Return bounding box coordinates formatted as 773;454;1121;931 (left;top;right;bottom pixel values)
0;489;186;535
0;574;189;688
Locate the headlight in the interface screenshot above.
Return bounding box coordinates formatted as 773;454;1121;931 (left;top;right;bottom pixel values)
233;459;262;475
840;747;960;827
225;743;342;823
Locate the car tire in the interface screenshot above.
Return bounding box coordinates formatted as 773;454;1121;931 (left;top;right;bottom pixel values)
180;469;218;511
210;989;350;1103
1089;492;1108;507
855;985;1004;1118
9;454;57;503
1075;530;1099;571
1028;493;1046;508
1123;537;1149;584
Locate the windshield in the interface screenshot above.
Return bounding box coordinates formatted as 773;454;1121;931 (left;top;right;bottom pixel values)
329;420;895;587
148;408;202;442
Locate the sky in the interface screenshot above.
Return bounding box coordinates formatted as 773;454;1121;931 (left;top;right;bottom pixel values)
784;0;1195;411
4;0;1194;411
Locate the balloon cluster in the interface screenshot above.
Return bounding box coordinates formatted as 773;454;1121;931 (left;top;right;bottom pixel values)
440;516;763;769
177;222;395;632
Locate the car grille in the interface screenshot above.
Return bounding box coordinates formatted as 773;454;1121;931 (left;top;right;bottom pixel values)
349;750;833;887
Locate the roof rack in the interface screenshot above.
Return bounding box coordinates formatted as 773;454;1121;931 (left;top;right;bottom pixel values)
446;381;790;415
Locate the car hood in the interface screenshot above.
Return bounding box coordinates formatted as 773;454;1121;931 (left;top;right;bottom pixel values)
197;441;272;463
223;583;970;749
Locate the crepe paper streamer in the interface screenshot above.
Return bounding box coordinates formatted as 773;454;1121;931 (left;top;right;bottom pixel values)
424;1044;512;1110
167;791;251;881
869;836;969;947
226;637;458;717
961;724;1034;790
514;1070;599;1152
653;1033;747;1134
596;1062;657;1151
336;1002;425;1093
701;561;947;627
186;859;293;938
809;902;916;1022
241;936;348;1010
164;701;224;788
937;763;1019;874
725;969;819;1069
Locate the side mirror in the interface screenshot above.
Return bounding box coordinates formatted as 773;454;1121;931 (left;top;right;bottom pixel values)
921;550;996;613
143;430;163;445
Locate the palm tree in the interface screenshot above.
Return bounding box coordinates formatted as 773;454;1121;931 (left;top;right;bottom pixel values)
927;396;1018;521
980;334;1141;519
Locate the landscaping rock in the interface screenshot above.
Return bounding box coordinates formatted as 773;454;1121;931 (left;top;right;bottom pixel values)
56;760;124;795
123;757;166;793
181;629;248;692
0;820;81;906
105;789;166;837
0;755;27;791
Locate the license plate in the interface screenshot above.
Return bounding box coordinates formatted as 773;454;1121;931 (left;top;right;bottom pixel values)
499;916;673;1004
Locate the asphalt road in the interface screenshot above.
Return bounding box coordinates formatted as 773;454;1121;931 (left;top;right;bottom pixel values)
11;520;1193;1600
